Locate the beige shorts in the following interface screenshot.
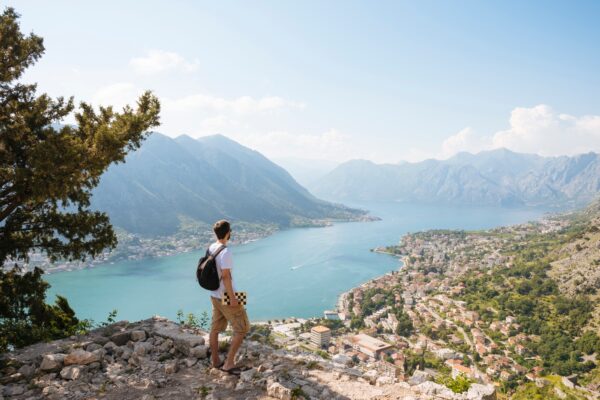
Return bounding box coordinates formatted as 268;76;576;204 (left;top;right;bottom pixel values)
210;296;250;335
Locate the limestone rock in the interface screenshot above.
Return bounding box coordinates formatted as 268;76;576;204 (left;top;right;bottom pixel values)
40;354;66;372
408;369;432;385
3;384;25;397
239;368;257;382
164;361;178;374
85;343;103;352
153;322;204;356
376;376;394;386
133;342;154;357
60;365;82;380
465;384;496;400
414;381;454;398
109;331;131;346
190;345;208;359
17;364;36;379
64;349;101;366
131;330;147;342
267;381;293;400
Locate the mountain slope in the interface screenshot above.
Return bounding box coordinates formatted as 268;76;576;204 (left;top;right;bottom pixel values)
310;148;600;207
91;133;364;236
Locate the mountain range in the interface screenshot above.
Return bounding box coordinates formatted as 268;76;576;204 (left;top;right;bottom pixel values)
91;133;365;236
309;148;600;207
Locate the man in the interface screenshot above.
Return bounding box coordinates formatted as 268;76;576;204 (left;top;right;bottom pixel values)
208;220;250;375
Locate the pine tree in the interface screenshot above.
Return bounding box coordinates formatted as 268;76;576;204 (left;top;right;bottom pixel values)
0;7;160;351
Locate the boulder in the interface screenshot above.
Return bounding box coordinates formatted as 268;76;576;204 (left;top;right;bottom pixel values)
109;331;131;346
39;354;66;372
409;369;433;385
133;342;154;357
239;368;257;382
60;365;82;380
153;322;204;356
64;349;101;366
465;384;496;400
17;364;36;379
131;330;147;342
376;376;394;386
86;343;103;352
190;345;208;359
267;381;293;400
103;341;118;355
414;381;455;398
3;384;26;397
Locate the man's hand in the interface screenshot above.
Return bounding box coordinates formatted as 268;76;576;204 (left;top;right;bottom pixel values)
222;269;240;308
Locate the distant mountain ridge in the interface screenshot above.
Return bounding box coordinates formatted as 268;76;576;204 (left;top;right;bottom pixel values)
91;133;365;236
309;148;600;207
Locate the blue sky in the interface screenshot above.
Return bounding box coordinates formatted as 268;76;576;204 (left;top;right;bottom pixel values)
8;0;600;162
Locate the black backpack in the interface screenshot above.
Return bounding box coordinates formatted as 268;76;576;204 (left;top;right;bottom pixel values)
196;245;226;290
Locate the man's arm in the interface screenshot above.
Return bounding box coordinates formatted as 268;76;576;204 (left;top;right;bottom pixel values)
221;269;239;307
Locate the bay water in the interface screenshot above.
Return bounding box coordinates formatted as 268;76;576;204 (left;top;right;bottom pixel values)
46;202;549;323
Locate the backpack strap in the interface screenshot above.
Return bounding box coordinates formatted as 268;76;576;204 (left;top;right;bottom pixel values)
211;245;226;258
210;245;227;283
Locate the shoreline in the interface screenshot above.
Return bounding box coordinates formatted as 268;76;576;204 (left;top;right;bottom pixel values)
29;214;380;276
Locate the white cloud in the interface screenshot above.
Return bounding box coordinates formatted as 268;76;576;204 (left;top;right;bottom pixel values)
227;129;357;162
163;94;305;115
441;127;491;158
91;82;143;109
129;50;199;75
435;105;600;160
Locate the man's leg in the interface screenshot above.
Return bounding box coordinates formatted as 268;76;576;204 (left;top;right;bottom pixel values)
222;306;250;370
209;298;227;368
209;329;221;367
223;332;245;370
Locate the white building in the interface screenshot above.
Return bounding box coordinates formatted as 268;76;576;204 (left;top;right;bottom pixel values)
310;326;331;348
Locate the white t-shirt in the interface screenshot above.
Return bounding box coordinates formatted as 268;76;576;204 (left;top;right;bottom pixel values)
208;242;235;299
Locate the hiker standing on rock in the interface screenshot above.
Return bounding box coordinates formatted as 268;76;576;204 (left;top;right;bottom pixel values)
203;220;250;375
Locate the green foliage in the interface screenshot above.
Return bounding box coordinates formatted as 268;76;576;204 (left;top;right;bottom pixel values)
291;387;306;399
0;7;159;351
459;223;597;376
316;350;330;360
100;309;118;327
0;267;81;351
0;7;160;266
436;373;472;394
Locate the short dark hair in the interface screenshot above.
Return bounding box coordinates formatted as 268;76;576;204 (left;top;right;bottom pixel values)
213;220;231;239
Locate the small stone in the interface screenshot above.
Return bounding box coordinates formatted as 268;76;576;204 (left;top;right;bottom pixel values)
60;365;82;380
164;361;178;374
239;368;256;382
131;330;147;342
88;362;101;370
185;358;197;368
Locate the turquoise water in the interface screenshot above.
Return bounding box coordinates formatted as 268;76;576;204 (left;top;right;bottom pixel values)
46;202;549;323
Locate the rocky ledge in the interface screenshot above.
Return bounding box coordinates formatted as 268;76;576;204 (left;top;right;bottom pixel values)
0;317;495;400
